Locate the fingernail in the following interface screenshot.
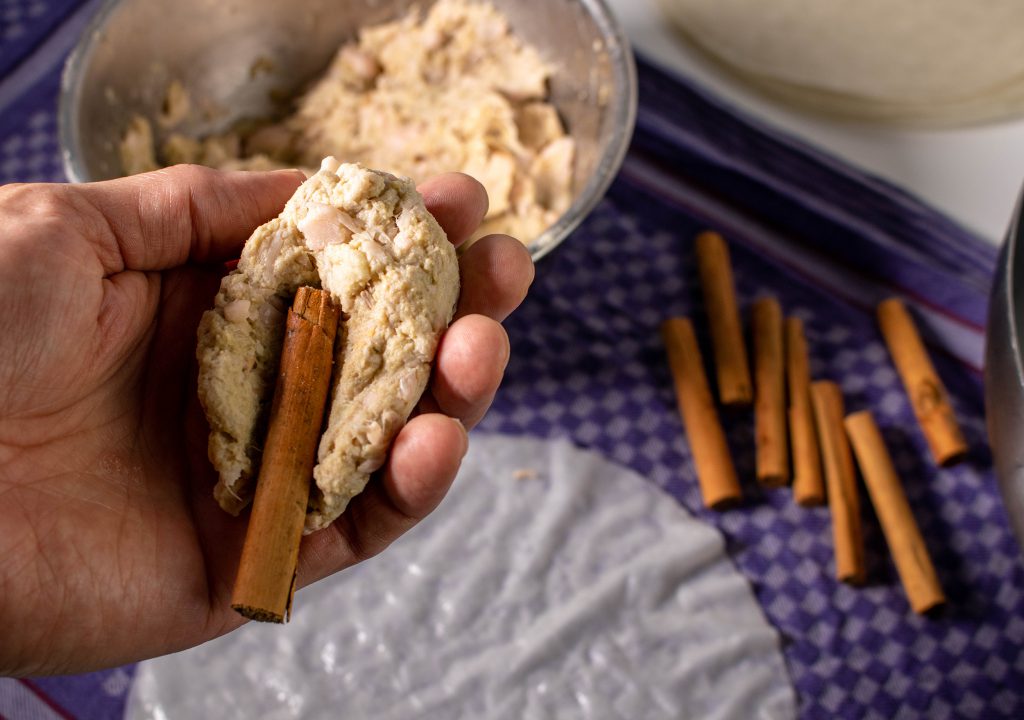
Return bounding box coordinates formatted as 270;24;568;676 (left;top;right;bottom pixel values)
500;330;512;371
451;417;469;458
273;168;307;181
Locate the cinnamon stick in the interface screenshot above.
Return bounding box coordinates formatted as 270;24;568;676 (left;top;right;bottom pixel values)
786;317;824;505
661;317;742;509
811;381;865;585
844;410;945;614
695;231;752;407
232;287;340;623
753;297;788;487
876;298;967;466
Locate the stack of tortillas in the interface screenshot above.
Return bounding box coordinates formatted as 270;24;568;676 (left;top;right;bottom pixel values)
657;0;1024;127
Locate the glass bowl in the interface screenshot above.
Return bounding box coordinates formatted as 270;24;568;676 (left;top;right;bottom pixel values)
59;0;637;260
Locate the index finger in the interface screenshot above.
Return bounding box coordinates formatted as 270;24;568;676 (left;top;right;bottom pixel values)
417;173;489;248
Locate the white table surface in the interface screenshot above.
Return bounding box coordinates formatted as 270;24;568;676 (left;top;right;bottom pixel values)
608;0;1024;246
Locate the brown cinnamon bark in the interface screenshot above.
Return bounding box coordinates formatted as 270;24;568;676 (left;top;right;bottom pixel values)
695;231;753;407
661;317;742;509
786;317;824;505
876;298;967;467
753;297;789;487
845;411;945;614
231;287;340;623
811;381;866;585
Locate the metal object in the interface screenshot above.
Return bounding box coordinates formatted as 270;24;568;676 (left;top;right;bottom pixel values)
58;0;637;260
986;184;1024;549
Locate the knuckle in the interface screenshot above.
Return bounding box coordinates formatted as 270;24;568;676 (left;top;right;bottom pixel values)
163;163;222;233
168;163;216;186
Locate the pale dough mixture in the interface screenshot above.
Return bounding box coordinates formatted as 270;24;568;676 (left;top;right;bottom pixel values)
121;0;575;243
196;158;459;532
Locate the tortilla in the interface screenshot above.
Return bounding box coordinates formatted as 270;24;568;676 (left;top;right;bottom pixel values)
657;0;1024;126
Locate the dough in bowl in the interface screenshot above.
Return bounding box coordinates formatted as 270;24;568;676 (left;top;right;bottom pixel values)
196;158;459;532
121;0;575;245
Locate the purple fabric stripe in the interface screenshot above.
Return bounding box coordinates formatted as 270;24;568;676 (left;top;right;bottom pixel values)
626;126;992;331
617;155;988;371
0;679;64;720
29;670;133;720
13;682;73;720
633;107;994;291
635;55;999;276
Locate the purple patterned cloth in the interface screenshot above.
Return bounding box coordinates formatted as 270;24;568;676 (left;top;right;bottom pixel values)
2;1;1022;718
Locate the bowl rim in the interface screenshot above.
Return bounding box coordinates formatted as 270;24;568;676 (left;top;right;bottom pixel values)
58;0;638;261
527;0;637;261
59;0;120;185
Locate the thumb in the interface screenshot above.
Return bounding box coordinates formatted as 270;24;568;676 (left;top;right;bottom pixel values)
75;164;305;272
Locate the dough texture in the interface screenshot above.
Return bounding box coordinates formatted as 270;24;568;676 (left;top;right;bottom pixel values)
196;158;459;532
120;0;574;244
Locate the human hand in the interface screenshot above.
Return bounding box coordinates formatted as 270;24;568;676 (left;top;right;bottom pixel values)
0;165;533;676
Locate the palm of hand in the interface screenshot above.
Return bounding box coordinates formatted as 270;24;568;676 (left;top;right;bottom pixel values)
0;166;531;676
0;182;218;676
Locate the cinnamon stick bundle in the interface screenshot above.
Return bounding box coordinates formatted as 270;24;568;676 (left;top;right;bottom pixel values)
661;317;742;509
876;298;967;467
845;410;945;614
232;287;340;623
753;297;788;487
695;231;753;407
786;317;824;506
811;381;865;585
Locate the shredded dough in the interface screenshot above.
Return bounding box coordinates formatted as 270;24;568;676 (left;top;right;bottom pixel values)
121;0;575;243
